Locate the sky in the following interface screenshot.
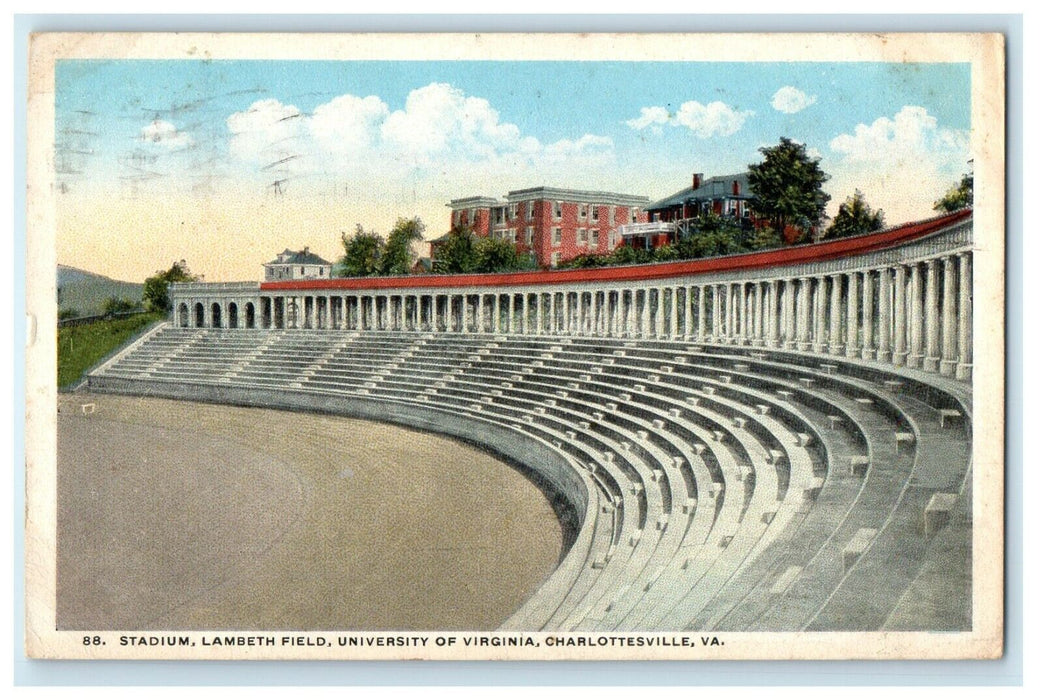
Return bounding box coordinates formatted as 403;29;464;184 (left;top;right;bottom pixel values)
54;59;973;282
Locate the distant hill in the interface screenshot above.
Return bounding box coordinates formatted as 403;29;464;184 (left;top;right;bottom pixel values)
57;265;143;317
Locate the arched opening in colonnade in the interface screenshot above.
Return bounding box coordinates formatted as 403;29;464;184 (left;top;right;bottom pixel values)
177;303;189;328
228;303;239;329
211;302;222;329
194;303;205;328
245;302;256;329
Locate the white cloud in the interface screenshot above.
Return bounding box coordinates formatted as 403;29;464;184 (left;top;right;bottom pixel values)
626;101;753;138
139;119;193;148
226;98;306;165
825;105;970;223
225;83;615;188
309;94;389;156
771;86;817;114
625;106;671;131
674;101;753;138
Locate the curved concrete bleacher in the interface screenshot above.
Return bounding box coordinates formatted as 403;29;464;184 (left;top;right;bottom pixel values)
87;324;972;632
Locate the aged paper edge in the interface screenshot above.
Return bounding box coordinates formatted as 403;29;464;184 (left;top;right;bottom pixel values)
24;31;1006;661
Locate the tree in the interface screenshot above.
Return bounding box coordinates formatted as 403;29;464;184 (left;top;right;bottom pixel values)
337;225;385;277
748;137;831;244
379;217;425;275
432;224;480;274
677;213;746;259
143;260;198;312
103;296;138;316
824;190;885;239
473;236;527;273
934;173;973;212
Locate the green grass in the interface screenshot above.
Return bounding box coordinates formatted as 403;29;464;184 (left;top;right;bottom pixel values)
57;312;165;389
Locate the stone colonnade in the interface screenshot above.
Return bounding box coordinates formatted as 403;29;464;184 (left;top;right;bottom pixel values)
171;231;974;381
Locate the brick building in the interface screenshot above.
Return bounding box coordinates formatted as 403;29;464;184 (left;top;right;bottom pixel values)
618;172;755;250
440;187;650;268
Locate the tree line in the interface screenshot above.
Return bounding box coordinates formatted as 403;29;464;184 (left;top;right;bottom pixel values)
141;138;974;289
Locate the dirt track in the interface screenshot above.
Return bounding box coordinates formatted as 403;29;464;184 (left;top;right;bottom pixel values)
57;394;563;631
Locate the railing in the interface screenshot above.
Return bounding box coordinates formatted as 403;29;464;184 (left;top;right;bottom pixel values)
617;221;676;238
171;281;260;292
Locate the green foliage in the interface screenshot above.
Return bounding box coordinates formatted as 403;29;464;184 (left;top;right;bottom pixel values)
102;296;139;315
57;312;164;388
379;217;425;275
675;213;746;259
748;137;831;242
934;173;973;213
608;245;652;265
750;226;784;251
338;225;385;277
824;190;885;239
143;260;198;312
560;253;612;269
652;244;680;262
473;236;530;273
432;225;480;274
432;225;535;274
58;308;79;321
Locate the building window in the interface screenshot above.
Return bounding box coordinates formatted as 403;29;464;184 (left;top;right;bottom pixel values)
740;201;749;217
551;252;560;267
553;227;562;246
526;201;535;220
507;205;515;221
576;228;585;246
525;227;534;246
591;205;599;221
579;204;588;220
608;205;615;223
301;267;306;275
591;229;599;247
553;201;562;219
631;207;639;223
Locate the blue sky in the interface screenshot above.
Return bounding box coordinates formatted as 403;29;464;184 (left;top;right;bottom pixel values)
54;59;973;280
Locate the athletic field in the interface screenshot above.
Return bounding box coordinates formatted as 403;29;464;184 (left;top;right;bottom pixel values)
57;394;564;630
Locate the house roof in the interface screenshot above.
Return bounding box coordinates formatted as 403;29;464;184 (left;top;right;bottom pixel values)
266;248;331;266
505;186;648;207
646;173;751;211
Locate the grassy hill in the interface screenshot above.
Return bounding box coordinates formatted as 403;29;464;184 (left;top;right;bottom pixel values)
57;265;143;318
58;312;164;389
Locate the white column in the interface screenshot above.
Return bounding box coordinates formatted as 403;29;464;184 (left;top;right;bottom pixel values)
907;264;924;368
696;286;706;341
876;267;893;363
723;284;733;342
766;281;779;348
861;271;875;360
893;266;908;366
845;273;859;358
713;285;722;342
815;278;828;353
753;282;764;346
829;274;843;354
940;255;958;376
797;278;812;351
924;260;941;371
956;253;973;380
783;281;795;349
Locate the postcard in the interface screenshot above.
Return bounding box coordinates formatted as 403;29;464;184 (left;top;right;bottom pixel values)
25;31;1005;660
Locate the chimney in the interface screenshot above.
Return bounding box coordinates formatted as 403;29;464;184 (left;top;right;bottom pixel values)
692;173;703;190
303;246;310;255
732;180;740;196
